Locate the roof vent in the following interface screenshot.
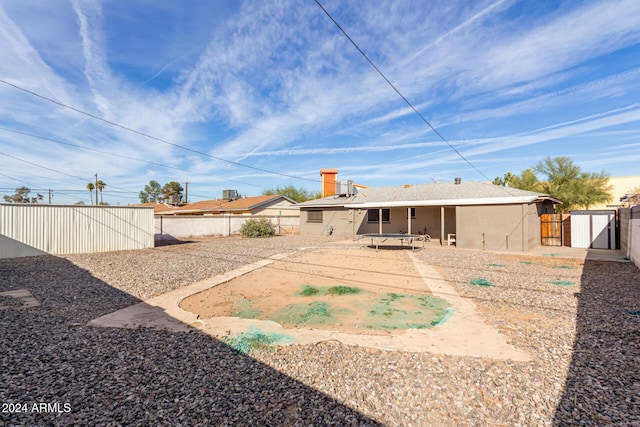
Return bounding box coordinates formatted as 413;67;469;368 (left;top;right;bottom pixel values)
454;177;462;185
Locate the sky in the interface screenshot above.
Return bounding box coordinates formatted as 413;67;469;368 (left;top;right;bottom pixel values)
0;0;639;206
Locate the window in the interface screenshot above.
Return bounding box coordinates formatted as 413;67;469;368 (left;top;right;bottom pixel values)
408;208;416;219
307;210;323;222
367;209;390;222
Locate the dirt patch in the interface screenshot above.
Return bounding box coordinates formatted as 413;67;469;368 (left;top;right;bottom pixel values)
179;248;451;335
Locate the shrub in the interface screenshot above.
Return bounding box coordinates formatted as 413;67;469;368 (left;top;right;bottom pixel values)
240;217;276;238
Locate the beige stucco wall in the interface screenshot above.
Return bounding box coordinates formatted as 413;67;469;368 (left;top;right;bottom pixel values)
301;202;546;252
588;176;640;210
456;203;541;252
301;207;361;238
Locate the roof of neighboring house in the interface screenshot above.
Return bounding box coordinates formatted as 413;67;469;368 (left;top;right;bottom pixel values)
218;194;296;211
296;181;561;208
133;202;177;214
131;194;297;215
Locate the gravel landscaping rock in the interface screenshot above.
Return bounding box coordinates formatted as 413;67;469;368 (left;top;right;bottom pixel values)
1;235;639;425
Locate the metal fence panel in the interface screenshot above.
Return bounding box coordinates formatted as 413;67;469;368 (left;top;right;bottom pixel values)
570;214;590;248
0;204;154;258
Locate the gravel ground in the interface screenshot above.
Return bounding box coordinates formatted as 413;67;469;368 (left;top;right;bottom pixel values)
1;235;639;426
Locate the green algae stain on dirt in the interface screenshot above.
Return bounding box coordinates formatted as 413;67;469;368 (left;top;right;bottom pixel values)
231;286;451;332
298;285;362;297
224;326;294;354
233;297;262;318
326;286;361;295
469;278;493;287
361;293;451;330
549;280;575;286
272;301;354;326
299;285;320;296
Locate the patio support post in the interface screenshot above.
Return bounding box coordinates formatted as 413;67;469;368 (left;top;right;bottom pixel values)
440;205;445;245
407;207;412;234
379;208;383;234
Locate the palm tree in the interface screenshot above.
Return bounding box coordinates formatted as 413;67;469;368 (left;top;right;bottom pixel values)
86;182;95;205
96;180;106;205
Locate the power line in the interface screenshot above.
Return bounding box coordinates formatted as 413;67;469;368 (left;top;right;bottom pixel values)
0;78;320;184
0;126;265;190
0;151;92;182
0;174;87;204
0;150;139;200
0;138;219;200
314;0;496;184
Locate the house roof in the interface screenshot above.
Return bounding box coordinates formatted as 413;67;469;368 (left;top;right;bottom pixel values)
131;194;296;215
296;181;561;208
217;194;296;211
133;202;178;213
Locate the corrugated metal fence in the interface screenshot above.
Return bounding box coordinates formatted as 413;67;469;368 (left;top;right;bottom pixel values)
570;210;617;249
0;204;154;259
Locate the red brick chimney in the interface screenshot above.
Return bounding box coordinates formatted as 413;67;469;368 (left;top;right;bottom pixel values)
320;169;338;197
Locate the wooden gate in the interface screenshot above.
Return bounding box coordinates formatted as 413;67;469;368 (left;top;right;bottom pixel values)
541;214;562;246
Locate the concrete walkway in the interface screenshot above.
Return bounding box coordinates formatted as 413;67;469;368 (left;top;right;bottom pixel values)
334;237;629;262
526;246;628;262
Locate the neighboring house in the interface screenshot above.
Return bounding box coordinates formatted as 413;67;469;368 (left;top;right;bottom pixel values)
587;175;640;210
297;179;560;252
133;194;300;239
135;194;299;217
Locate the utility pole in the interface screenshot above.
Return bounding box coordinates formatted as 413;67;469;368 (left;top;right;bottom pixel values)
48;189;52;204
185;182;189;204
95;173;99;206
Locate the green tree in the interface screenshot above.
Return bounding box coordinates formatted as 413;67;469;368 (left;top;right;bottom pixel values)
511;168;542;192
162;181;184;205
493;172;515;187
3;187;43;203
262;185;320;203
86;182;95;205
509;156;612;213
138;180;163;203
96;180;107;205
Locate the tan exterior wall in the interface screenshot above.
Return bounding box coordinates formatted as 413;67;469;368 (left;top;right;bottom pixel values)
588;176;640;210
527;202;543;251
301;207;361;238
301;203;546;252
301;206;459;241
456;203;540;252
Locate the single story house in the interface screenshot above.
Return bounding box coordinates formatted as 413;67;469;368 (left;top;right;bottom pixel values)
135;194;299;217
296;180;560;252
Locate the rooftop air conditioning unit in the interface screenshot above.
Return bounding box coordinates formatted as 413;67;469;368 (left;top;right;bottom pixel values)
222;189;239;200
167;194;182;205
336;180;355;197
